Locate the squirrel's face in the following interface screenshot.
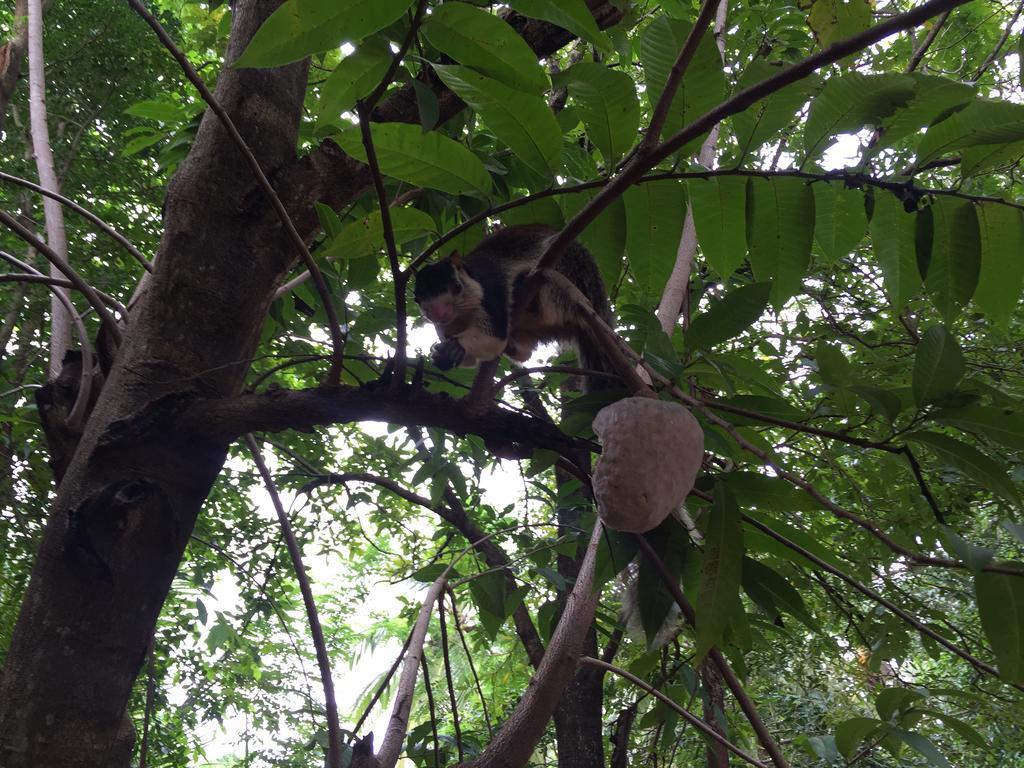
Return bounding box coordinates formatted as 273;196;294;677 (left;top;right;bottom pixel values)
414;258;466;329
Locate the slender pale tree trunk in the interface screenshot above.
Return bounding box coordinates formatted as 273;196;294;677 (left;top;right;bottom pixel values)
26;0;70;377
655;0;730;335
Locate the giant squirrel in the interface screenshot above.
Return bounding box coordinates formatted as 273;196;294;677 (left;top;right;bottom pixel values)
413;224;615;391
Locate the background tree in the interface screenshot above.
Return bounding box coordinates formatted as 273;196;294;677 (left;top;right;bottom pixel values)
1;0;1023;767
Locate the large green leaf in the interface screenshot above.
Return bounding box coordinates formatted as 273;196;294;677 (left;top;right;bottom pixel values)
806;0;870;50
890;729;952;768
835;717;883;760
975;202;1024;327
917;197;980;323
917;99;1024;165
869;191;920;308
557;63;640;166
688;176;748;277
422;3;548;94
559;192;627;287
335;123;492;194
433;64;562;177
975;569;1024;682
685;282;771;350
320;208;436;261
508;0;611;52
933;405;1024;451
741;558;818;631
694;483;744;663
912;325;964;406
624;180;687;301
875;74;975;149
640;16;725;146
733;61;819;163
235;0;415;68
803;73;915;161
813;183;866;265
316;38;392;124
746;177;815;308
906;431;1020;504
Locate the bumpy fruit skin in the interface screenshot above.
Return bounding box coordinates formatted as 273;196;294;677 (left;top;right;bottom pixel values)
592;397;705;533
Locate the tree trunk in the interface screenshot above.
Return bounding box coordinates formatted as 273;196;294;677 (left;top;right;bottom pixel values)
0;2;308;764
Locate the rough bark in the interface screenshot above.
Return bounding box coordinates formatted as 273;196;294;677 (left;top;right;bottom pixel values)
0;2;309;764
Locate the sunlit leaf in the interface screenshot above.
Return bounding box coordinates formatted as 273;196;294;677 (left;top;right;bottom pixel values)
688;176;748;277
335;123;492;194
422;3;548;93
746;177;815;308
235;0;415;68
433;64;562;177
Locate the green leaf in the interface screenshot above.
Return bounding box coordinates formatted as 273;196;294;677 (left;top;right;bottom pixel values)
917;197;980;323
846;383;904;422
636;519;691;646
422;4;548;94
906;431;1021;504
803;73;915;161
685;282;771;350
875;74;975;149
890;728;952;768
557;63;640;166
975;569;1024;682
733;61;818;163
835;717;883;759
746;177;815;309
806;0;871;51
316;38;392;123
812;183;866;264
694;483;744;663
508;0;611;52
726;474;821;513
741;558;818;631
559;192;626;287
815;341;852;386
875;687;926;722
624;180;687;301
937;525;994;572
235;0;415;68
917;710;987;749
688;176;748;277
869;191;919;308
124;99;190;123
334;123;492;195
917;99;1024;166
321;207;436;261
432;64;561;177
912;325;964;406
468;570;509;639
975;202;1024;327
120;131;164;157
932;404;1024;451
640;16;725;146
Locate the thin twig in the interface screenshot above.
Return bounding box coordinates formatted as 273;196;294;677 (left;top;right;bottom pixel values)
742;514;1024;692
0;170;152;272
0;271;126;315
634;535;789;768
127;0;346;384
580;658;769;768
971;0;1024;81
245;434;343;768
906;10;951;72
420;653;441;768
437;599;464;763
0;209;121;344
447;587;492;737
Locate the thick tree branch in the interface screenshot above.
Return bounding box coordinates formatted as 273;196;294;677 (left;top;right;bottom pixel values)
183;385;595;460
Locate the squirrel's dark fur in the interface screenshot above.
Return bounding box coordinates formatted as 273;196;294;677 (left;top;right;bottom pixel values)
414;224;615;390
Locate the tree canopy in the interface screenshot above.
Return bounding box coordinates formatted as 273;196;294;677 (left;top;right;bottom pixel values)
1;0;1024;767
